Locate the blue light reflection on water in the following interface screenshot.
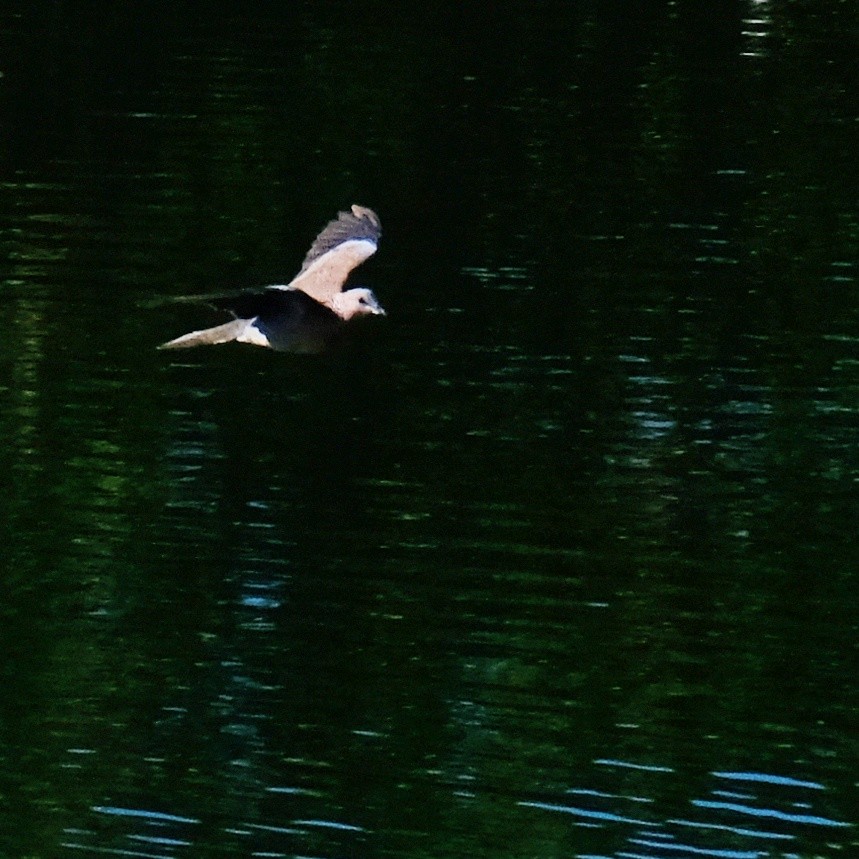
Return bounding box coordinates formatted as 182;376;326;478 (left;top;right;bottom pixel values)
517;800;652;827
520;759;854;859
91;806;201;824
629;838;762;859
712;771;824;790
691;800;851;829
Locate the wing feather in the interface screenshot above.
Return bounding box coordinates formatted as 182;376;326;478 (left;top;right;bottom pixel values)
284;205;381;304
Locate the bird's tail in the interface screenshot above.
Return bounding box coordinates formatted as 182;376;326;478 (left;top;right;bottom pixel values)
158;319;249;350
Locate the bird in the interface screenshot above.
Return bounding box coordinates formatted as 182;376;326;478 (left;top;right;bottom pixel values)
158;205;385;353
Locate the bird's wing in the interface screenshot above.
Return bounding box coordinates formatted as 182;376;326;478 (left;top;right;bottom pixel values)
282;205;381;304
158;319;251;350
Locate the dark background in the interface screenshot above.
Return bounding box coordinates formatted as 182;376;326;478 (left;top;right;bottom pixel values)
1;2;857;856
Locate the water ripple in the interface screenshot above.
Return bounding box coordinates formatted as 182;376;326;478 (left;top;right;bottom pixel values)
691;799;851;828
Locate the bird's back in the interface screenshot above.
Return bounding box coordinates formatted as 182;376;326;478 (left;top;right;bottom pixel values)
214;288;343;353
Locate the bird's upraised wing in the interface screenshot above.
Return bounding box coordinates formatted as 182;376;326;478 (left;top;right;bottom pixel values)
283;205;382;305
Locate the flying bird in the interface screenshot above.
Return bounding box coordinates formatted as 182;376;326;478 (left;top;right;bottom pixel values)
158;205;385;353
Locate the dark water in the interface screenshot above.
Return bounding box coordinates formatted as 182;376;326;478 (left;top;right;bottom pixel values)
1;2;857;857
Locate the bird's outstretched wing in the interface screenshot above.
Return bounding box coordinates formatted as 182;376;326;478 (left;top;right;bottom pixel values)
282;205;381;305
158;288;342;352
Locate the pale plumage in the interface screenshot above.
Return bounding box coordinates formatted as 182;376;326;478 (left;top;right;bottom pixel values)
159;205;384;353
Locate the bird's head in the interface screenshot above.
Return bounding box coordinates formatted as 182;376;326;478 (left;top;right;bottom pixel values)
331;287;386;320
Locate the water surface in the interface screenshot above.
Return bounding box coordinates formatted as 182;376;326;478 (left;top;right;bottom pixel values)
1;2;856;857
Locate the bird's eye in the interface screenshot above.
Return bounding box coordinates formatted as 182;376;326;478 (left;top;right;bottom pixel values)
358;297;367;304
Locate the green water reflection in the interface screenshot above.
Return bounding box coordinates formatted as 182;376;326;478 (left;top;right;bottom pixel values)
1;2;857;857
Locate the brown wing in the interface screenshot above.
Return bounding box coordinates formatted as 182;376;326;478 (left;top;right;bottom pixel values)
284;205;382;304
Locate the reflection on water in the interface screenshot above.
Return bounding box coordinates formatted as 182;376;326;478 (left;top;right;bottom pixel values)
1;2;857;857
741;0;774;60
521;763;851;858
